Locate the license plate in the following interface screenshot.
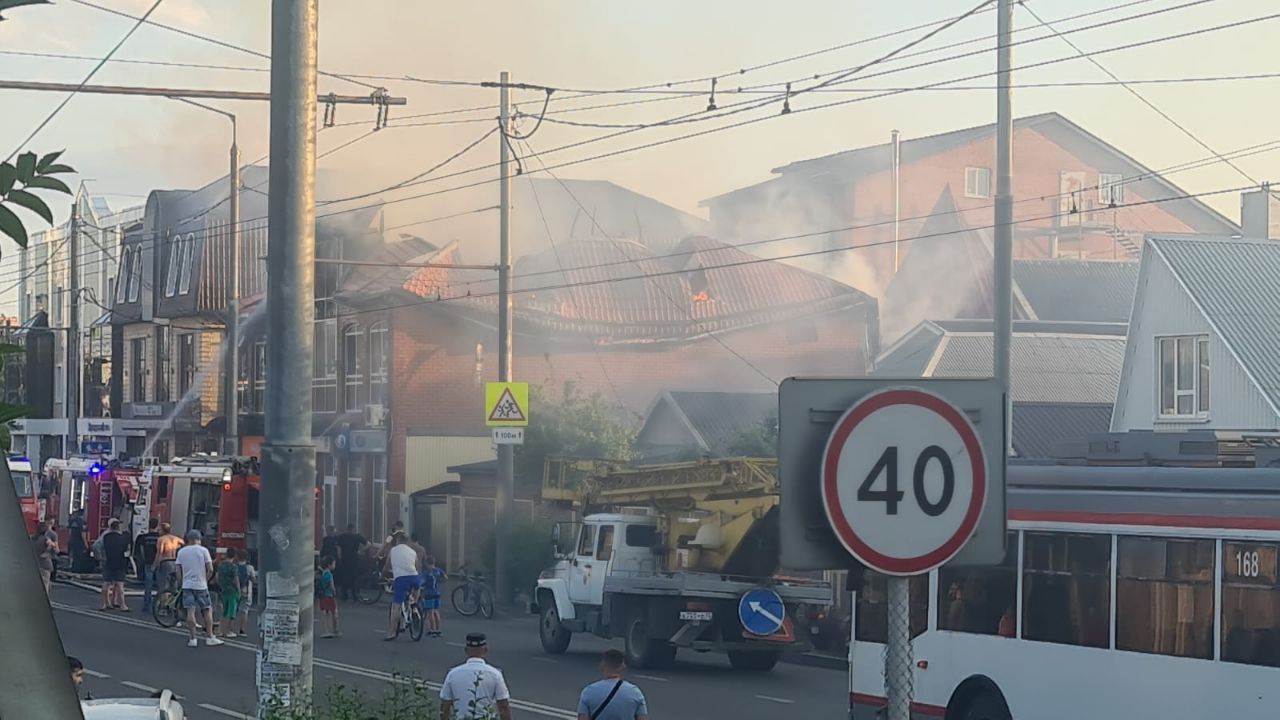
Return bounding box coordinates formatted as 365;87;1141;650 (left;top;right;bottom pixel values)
679;611;713;621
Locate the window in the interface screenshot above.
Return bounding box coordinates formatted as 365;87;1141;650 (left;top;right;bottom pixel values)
155;327;171;402
53;287;62;325
317;454;337;530
1022;532;1111;648
938;532;1018;636
855;572;929;642
577;525;597;558
237;345;252;412
625;525;658;548
178;234;195;296
1159;335;1209;417
115;248;131;304
252;340;266;412
1222;541;1280;667
965;166;992;199
371;456;387;542
596;525;615;562
128;250;142;302
345;475;362;536
178;334;196;397
1116;536;1214;659
368;322;389;406
343;323;366;412
313;319;338;412
164;235;181;298
1099;172;1125;205
130;337;147;402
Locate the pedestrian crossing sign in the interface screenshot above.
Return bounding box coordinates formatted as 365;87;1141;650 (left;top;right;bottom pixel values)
486;382;530;427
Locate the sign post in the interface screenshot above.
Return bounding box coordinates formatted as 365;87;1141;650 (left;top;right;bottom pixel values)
779;378;1005;720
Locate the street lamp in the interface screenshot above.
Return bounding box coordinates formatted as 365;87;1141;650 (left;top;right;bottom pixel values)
171;97;241;457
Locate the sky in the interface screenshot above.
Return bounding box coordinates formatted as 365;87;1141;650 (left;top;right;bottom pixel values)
0;0;1277;311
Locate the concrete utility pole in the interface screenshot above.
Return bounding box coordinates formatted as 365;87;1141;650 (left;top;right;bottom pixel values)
257;0;318;715
994;0;1014;456
494;71;515;604
170;98;240;457
66;194;81;456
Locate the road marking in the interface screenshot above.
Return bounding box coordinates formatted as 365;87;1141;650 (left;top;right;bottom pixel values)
82;669;111;679
53;603;577;719
446;641;464;647
119;681;158;693
198;703;253;719
531;656;558;663
633;673;669;683
755;695;795;705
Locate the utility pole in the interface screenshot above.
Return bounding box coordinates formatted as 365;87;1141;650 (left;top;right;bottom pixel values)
257;0;317;715
170;98;240;458
66;194;81;456
494;70;514;604
994;0;1014;456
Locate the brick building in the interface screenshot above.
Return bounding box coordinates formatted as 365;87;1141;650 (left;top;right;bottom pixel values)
701;112;1238;297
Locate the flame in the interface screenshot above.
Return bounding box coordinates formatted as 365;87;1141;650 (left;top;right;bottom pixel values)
691;291;712;303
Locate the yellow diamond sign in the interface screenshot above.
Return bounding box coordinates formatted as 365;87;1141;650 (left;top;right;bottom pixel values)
485;382;529;427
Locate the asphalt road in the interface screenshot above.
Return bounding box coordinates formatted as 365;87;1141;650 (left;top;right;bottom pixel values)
53;583;848;719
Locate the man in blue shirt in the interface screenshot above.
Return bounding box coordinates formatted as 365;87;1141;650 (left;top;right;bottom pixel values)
577;649;648;720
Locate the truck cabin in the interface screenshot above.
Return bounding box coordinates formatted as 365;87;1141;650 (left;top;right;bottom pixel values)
48;457;141;545
558;513;662;577
143;457;238;544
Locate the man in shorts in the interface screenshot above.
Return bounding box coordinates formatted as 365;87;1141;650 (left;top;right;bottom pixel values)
100;519;131;612
175;529;223;648
216;551;241;638
384;532;421;641
154;523;183;606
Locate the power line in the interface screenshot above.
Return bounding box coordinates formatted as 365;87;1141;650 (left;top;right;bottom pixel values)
319;127;498;207
68;0;381;91
5;0;165;163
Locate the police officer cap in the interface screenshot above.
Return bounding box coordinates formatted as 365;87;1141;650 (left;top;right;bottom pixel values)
465;633;487;647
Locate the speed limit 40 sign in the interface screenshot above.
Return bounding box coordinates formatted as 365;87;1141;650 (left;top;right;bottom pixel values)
821;386;988;576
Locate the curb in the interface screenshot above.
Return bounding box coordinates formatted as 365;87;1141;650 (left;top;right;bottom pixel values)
782;650;847;671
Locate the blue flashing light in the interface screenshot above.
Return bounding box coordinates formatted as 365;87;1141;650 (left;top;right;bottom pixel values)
89;463;103;476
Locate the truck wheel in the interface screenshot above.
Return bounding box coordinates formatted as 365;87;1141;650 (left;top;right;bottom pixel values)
539;601;572;654
959;690;1012;720
727;650;781;672
625;615;676;669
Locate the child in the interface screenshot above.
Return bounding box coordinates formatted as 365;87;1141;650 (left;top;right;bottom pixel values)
421;555;446;638
318;556;339;638
235;549;256;637
217;551;242;638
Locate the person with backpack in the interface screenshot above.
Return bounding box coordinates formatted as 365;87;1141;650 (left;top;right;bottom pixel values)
576;649;648;720
216;552;241;638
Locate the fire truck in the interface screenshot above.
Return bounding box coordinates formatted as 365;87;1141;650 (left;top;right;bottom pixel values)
8;455;39;534
46;457;149;549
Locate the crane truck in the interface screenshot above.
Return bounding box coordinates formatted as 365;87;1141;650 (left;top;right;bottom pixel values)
531;457;832;672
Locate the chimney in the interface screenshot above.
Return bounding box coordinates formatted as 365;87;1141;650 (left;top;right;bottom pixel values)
1241;185;1280;239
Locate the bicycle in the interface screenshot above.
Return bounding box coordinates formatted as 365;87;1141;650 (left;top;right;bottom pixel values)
153;588;185;628
450;563;495;619
355;567;391;605
395;583;425;641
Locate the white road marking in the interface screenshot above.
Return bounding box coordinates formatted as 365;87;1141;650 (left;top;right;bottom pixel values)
756;695;795;705
531;656;558;663
446;641;464;647
119;681;158;693
198;703;253;719
82;669;111;679
52;603;577;719
633;673;669;683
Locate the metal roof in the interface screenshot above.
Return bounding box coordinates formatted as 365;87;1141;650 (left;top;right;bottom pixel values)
1013;259;1138;323
660;390;777;457
1010;402;1114;459
1147;235;1280;415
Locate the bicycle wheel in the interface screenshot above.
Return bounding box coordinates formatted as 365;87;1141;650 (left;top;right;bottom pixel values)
409;605;425;641
451;584;479;616
154;597;180;628
356;574;383;605
478;587;495;619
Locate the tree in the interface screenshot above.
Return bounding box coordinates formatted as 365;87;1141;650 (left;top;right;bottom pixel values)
513;381;635;489
0;150;76;248
726;413;779;458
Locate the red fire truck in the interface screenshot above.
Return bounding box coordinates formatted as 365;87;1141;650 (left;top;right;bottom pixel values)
46;457;148;549
8;456;39;534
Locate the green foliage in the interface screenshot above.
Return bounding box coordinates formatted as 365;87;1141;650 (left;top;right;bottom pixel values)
262;673;498;720
483;518;556;603
513;381;636;488
725;413;779;458
0;151;75;248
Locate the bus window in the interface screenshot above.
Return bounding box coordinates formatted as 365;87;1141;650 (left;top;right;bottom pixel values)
938;532;1017;636
157;477;169;501
1022;532;1110;648
1117;536;1214;659
1222;541;1280;667
855;571;928;642
11;471;32;498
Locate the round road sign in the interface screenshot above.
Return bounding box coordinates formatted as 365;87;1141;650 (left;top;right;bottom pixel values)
821;386;987;576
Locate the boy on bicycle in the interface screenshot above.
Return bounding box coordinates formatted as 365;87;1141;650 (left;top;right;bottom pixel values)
385;532;421;641
421;555;446;638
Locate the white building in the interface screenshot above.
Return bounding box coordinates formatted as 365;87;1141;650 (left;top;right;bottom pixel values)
1111;234;1280;432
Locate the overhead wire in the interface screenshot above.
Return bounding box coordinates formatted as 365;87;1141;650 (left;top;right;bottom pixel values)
5;0;166;163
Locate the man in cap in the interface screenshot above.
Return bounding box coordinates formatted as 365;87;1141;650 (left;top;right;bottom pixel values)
175;529;224;648
440;633;511;720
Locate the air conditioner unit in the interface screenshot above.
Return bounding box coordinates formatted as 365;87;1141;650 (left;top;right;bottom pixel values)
364;404;387;428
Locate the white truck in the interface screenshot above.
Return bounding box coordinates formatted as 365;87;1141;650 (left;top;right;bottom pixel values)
532;458;832;672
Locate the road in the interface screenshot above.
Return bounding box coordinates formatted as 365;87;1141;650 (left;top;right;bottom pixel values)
53;583;848;719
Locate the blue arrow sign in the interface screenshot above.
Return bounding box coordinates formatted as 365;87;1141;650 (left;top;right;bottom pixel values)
738;588;785;636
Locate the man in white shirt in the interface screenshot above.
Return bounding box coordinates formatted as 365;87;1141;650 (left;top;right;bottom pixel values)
385;532;422;641
175;530;224;648
440;633;511;720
